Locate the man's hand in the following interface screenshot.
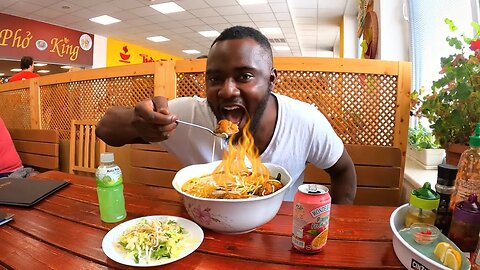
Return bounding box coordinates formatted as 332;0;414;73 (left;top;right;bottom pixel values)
132;96;178;143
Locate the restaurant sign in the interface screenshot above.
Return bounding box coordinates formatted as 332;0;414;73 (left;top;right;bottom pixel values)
0;13;94;66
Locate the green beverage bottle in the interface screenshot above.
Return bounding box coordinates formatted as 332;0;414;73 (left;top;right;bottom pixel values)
96;152;126;223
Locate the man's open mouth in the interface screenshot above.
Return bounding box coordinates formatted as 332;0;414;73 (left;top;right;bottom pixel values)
221;105;246;128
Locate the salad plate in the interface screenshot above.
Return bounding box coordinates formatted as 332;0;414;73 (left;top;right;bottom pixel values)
102;215;204;267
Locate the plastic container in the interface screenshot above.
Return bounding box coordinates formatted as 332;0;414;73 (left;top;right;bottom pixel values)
449;122;480;211
405;182;440;227
448;193;480;252
434;163;457;235
96;152;126;223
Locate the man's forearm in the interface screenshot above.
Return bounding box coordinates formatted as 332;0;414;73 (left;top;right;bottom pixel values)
330;168;357;204
96;107;142;147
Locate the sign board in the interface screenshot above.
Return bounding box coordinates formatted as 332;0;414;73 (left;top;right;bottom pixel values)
0;13;94;66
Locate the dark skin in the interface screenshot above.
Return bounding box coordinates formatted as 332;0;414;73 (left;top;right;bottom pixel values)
96;38;356;204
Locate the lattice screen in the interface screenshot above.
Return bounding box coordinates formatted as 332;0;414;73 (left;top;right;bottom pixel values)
0;88;31;129
176;71;398;146
40;76;154;139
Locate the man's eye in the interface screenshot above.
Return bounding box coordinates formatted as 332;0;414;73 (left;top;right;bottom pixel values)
207;76;220;83
239;74;253;81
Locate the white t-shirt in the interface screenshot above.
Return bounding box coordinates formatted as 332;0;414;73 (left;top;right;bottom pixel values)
159;93;344;200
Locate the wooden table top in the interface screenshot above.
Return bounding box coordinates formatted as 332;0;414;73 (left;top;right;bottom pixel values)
0;171;405;269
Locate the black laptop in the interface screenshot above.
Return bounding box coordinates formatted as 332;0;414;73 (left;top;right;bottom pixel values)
0;178;70;206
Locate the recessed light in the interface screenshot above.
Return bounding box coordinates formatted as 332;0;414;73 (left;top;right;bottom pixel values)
273;46;290;51
34;63;47;67
237;0;267;5
89;15;121;25
0;73;5;76
182;49;200;54
10;68;21;72
150;2;185;14
198;30;220;38
146;35;170;42
260;27;282;35
61;65;73;69
37;70;50;73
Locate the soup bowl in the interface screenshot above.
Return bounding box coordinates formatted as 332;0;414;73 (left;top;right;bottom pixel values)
172;161;293;234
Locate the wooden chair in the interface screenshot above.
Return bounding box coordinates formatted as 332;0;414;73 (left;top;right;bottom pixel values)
69;120;106;175
9;129;59;171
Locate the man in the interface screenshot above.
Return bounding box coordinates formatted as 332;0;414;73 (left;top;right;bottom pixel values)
9;56;40;82
0;117;23;178
96;26;357;204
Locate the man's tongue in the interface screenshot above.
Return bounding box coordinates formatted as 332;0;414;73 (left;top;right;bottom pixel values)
223;108;244;125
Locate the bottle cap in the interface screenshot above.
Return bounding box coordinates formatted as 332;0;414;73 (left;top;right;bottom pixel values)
100;152;114;163
436;163;458;186
409;182;440;210
453;193;480;224
470;122;480;147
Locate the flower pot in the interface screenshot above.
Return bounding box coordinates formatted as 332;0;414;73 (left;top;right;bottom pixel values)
407;146;446;170
445;143;469;166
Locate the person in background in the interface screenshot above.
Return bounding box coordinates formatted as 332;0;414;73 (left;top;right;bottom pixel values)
0;117;23;178
9;56;40;82
96;26;357;204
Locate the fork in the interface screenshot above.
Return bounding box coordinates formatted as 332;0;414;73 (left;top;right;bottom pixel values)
176;120;229;139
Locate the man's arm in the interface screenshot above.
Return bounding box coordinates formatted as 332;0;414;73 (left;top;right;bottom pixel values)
96;97;178;147
325;148;357;204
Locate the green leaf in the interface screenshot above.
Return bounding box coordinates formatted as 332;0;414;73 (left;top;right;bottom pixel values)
445;18;458;31
454;82;472;99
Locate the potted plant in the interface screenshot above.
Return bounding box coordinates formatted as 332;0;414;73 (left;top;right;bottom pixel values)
411;19;480;165
407;123;445;169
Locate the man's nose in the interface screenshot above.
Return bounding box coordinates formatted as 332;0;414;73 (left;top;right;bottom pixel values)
219;78;239;97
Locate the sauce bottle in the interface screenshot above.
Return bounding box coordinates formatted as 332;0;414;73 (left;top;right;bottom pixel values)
449;122;480;210
448;193;480;252
434;163;457;235
96;152;127;223
405;182;440;227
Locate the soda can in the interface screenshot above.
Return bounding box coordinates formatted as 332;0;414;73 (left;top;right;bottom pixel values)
292;184;331;253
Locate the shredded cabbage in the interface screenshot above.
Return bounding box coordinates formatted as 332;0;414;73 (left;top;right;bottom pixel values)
117;219;189;264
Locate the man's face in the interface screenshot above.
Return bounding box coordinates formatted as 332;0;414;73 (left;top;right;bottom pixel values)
205;38;275;134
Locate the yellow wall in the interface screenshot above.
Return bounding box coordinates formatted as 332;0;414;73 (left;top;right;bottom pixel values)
106;38;181;67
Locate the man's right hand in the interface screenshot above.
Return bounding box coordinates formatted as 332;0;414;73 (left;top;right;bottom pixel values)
132;96;178;143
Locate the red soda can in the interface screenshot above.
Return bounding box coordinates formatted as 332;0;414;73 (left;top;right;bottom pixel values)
292;184;331;253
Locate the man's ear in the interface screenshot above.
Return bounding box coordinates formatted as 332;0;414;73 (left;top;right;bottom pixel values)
270;68;277;85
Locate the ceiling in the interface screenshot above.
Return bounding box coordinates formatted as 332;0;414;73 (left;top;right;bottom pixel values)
0;0;357;77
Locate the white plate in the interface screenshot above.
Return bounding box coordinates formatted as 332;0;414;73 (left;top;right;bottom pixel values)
102;215;204;267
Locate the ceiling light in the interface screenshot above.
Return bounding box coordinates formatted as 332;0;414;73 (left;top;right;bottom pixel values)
0;73;5;76
146;35;170;42
273;46;290;51
89;15;121;25
260;27;282;35
61;65;73;69
37;70;50;73
182;49;200;54
10;68;21;72
237;0;267;5
150;2;185;14
198;30;220;38
34;63;47;67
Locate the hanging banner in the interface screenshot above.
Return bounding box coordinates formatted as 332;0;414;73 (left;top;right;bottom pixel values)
106;38;181;67
0;13;94;66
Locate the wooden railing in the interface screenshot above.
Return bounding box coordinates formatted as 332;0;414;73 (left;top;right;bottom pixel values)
0;58;411;205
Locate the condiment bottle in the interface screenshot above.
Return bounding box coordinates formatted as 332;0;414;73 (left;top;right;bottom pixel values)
471;231;480;270
449;122;480;210
434;163;457;235
448;193;480;252
96;152;126;223
405;182;440;227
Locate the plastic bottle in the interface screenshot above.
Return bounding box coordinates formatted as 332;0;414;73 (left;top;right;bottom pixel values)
448;193;480;252
96;152;126;223
449;122;480;211
405;182;440;227
434;163;457;235
471;231;480;270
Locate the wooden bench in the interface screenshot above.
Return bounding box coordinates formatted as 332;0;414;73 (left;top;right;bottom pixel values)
129;143;402;206
8;129;60;171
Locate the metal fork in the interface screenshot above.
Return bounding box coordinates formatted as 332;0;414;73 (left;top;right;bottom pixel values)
176;120;229;139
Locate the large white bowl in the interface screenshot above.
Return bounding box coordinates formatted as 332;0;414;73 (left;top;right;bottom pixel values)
172;161;293;234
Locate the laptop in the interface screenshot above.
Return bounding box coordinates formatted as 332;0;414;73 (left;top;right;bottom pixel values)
0;177;70;206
